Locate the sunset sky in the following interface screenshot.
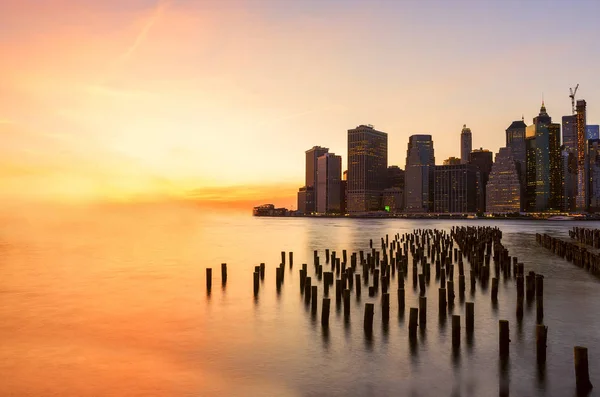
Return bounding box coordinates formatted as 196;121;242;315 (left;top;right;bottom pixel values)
1;0;599;207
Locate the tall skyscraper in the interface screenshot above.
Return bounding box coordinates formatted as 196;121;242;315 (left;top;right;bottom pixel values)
562;115;578;212
433;164;479;213
587;139;600;212
524;102;561;212
316;153;342;214
562;115;578;152
405;135;435;212
460;125;472;164
486;147;521;214
347;125;388;213
469;148;493;213
586;125;600;140
505;119;527;210
576;99;587;211
298;146;329;214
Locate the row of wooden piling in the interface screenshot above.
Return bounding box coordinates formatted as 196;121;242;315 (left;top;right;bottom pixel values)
570;227;600;249
536;233;600;277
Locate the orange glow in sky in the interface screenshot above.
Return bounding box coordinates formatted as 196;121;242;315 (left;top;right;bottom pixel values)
1;0;599;207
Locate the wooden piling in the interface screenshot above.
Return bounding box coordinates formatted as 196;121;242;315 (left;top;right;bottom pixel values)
398;287;405;313
364;303;374;334
253;271;259;295
355;274;361;298
574;346;593;394
470;270;475;292
343;289;350;318
409;307;418;338
221;263;227;285
281;251;285;265
304;277;312;302
321;298;330;327
439;288;446;312
419;296;426;327
491;277;498;302
452;315;460;349
311;285;318;313
419;273;425;296
499;320;510;358
536;324;547;364
466;302;474;334
206;268;212;291
447;280;455;305
299;269;306;292
336;279;342;304
260;263;265;279
382;293;390;324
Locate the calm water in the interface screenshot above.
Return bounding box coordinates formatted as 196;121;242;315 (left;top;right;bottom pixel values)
1;203;599;397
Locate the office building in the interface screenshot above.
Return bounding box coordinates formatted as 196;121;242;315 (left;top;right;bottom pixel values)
562;149;577;211
443;157;461;165
505;119;527;209
297;146;329;214
460;125;472;164
347;125;388;213
562;115;578;153
486;147;521;214
341;170;348;214
405;135;435;212
548;123;563;210
469;148;493;212
588;139;600;212
433;164;479;213
576;100;587;211
383;188;403;213
386;166;405;189
316;153;342;214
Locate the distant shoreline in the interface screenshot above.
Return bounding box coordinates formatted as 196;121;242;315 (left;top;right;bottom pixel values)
252;214;596;221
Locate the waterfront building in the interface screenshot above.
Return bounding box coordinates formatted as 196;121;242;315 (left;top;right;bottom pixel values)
548;122;563;210
486;147;521;213
587;125;600;140
469;148;493;212
341;170;348;214
382;188;403;213
386;166;405;189
588;139;600;212
562;148;577;211
347;125;388;213
505;119;527;209
433;164;479;213
297;146;329;214
404;135;435;213
562;115;578;153
443;157;461;166
525;132;537;211
576;99;587;211
460;125;472;164
316;153;342;214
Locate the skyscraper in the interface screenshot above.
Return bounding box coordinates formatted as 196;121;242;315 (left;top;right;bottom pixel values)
587;139;600;212
347;125;388;213
562;115;578;152
486;147;521;214
469;148;493;213
505;119;527;210
385;166;405;189
576;99;587;211
298;146;329;214
586;125;600;140
460;125;472;164
405;135;435;213
316;153;342;214
562;115;578;212
433;164;479;213
548;122;563;210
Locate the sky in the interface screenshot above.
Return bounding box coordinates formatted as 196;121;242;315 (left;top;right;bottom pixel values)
1;0;599;208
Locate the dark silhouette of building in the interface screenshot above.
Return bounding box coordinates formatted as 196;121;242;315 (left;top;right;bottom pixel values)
433;164;479;213
469;148;493;213
588;139;600;212
386;165;405;189
340;170;348;214
405;135;435;213
548;122;563;210
297;146;329;214
506;119;527;210
443;157;461;165
316;153;342;214
460;125;472;164
297;186;314;214
347;125;388;213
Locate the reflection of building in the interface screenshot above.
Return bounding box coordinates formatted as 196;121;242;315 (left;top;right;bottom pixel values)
316;153;342;214
405;135;435;212
382;188;403;213
297;146;329;214
460;125;472;164
433;164;479;213
486;147;521;213
576;100;587;211
588;139;600;212
506;119;527;211
469;148;493;212
347;125;388;213
443;157;461;165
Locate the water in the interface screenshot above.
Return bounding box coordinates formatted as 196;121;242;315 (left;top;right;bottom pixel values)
1;203;599;396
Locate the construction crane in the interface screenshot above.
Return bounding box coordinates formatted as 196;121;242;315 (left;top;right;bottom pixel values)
569;84;579;115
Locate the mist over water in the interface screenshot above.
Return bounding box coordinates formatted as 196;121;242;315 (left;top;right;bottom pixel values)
1;203;599;396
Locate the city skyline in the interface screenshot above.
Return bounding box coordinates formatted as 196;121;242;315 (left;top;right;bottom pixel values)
1;0;600;208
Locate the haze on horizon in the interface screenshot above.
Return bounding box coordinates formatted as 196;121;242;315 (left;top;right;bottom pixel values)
1;0;599;208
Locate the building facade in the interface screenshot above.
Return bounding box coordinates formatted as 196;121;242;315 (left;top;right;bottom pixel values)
404;135;435;213
486;147;521;214
297;186;314;214
382;188;403;213
587;125;600;140
386;166;405;189
506;119;527;210
576;100;587;211
469;148;493;213
297;146;329;214
588;139;600;212
347;125;388;213
316;153;342;214
433;164;479;213
460;125;472;164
